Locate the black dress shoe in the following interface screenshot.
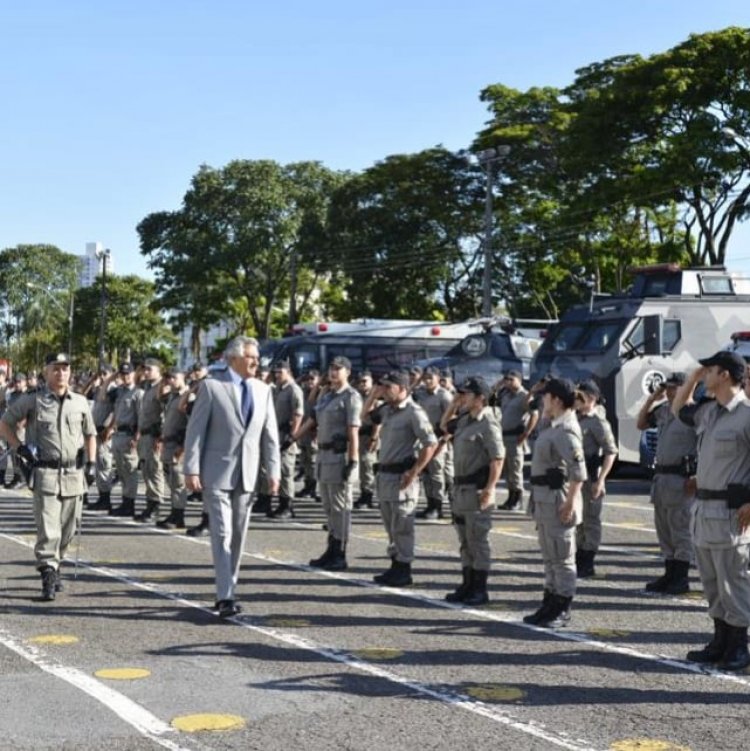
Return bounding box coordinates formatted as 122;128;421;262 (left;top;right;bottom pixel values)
216;600;241;619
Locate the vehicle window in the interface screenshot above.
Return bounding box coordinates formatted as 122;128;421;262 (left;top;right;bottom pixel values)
626;318;681;354
545;324;586;352
488;334;514;358
700;276;733;295
578;322;623;352
292;344;320;373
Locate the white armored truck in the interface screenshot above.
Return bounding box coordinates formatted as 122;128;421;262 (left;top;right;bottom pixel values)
531;264;750;465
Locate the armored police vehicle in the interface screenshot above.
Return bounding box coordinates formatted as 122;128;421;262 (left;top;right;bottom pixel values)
419;317;549;386
531;264;750;465
261;319;481;378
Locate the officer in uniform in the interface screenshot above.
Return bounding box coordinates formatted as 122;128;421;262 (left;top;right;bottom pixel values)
157;367;190;529
293;356;361;571
440;377;504;605
412;366;452;520
673;350;750;670
363;370;437;587
270;360;305;518
574;380;617;578
297;370;321;500
183;364;211;536
0;353;96;600
353;371;379;510
5;372;28;489
84;365;117;511
496;370;538;511
636;371;697;594
102;362;143;517
523;377;587;628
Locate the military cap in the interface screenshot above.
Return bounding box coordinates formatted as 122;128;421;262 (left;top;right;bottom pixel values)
99;363;114;374
190;361;205;371
699;350;747;382
167;366;185;377
664;371;687;387
423;366;441;377
380;370;410;388
457;376;491;399
273;359;292;371
409;365;423;376
13;372;27;382
143;357;161;368
119;362;134;375
329;356;352;371
577;379;601;400
45;352;70;366
358;370;373;380
542;377;577;407
504;369;523;381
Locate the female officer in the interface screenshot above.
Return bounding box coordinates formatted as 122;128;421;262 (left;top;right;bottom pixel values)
440;377;504;606
523;377;587;628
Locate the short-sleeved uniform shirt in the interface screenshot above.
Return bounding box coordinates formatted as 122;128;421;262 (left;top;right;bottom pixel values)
374;398;436;470
138;380;166;434
315;385;362;482
530;410;587;503
650;401;697;466
412;386;452;432
578;410;617;474
452;407;505;480
274;381;305;439
110;384;144;430
499;388;531;434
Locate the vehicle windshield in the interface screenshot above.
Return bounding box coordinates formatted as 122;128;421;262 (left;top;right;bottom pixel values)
541;320;626;354
446;332;515;359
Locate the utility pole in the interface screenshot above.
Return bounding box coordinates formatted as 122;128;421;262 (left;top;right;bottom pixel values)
476;146;511;317
95;248;111;367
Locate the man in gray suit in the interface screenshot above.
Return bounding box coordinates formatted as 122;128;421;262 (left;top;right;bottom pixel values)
184;336;280;619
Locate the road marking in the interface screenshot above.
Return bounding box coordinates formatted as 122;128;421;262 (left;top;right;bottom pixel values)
352;647;403;660
0;625;198;751
610;740;691;751
95;668;152;680
465;684;525;702
171;714;245;732
28;634;79;645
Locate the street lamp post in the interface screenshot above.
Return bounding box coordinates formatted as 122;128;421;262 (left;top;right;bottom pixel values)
476;146;511;317
95;248;111;367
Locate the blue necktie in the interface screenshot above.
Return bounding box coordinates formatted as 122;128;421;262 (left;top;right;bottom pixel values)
240;380;254;426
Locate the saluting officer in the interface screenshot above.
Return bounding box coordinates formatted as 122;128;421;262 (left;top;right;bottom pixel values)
673;350;750;671
83;364;117;512
364;370;437;587
636;371;697;595
156;367;190;530
293;356;361;571
102;362;144;517
412;366;452;520
297;370;321;500
353;370;379;510
496;370;538;511
135;358;168;523
523;377;587;628
574;380;617;578
441;377;504;606
0;353;96;601
270;360;305;519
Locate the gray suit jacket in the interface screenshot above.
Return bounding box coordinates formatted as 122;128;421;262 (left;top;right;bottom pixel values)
183;371;280;493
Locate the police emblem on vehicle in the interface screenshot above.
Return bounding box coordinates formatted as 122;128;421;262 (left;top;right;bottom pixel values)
461;336;488;357
642;370;666;395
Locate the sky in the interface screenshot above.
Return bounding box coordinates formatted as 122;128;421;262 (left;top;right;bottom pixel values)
1;1;749;280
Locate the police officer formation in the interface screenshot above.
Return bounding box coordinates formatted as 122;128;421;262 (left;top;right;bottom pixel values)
2;338;750;673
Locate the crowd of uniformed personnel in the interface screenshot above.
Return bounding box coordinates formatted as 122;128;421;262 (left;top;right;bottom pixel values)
3;343;750;670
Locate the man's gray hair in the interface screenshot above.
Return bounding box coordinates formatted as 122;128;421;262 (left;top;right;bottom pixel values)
224;335;260;360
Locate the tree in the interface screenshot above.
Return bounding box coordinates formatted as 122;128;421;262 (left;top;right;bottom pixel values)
324;147;485;320
138;160;345;340
0;244;80;369
72;275;176;369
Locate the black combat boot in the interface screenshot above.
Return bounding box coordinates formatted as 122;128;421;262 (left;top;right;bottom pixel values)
321;538;347;571
271;495;296;519
373;556;397;584
663;559;690;595
89;491;111;512
251;494;272;515
537;594;572;628
445;567;472;603
298;480;317;499
6;474;24;490
309;535;335;568
462;569;489;606
577;549;596;578
500;489;522;511
687;619;728;663
186;511;210;537
645;560;672;593
40;566;57;601
718;625;750;671
135;500;160;523
523;589;553;625
417;498;442;520
156;508;186;530
379;560;413;587
111;497;136;517
54;568;64;592
353;490;374;509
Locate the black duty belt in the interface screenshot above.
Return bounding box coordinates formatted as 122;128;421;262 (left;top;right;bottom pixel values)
140;426;161;437
530;475;551;487
378;459;415;474
318;442;346;454
37;459;77;470
359;426;373;436
696;489;730;500
502;426;524;437
455;466;490;488
116;425;136;434
654;464;685;476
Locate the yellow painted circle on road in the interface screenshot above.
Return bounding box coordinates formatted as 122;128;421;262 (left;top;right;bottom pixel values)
28;634;79;645
683;590;704;600
610;740;690;751
362;531;388;539
263;549;287;557
589;628;631;639
95;668;151;680
264;618;311;628
353;648;403;661
171;713;246;732
494;525;522;532
466;684;525;702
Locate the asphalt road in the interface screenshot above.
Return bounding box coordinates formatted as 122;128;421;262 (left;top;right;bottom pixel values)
1;478;748;751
